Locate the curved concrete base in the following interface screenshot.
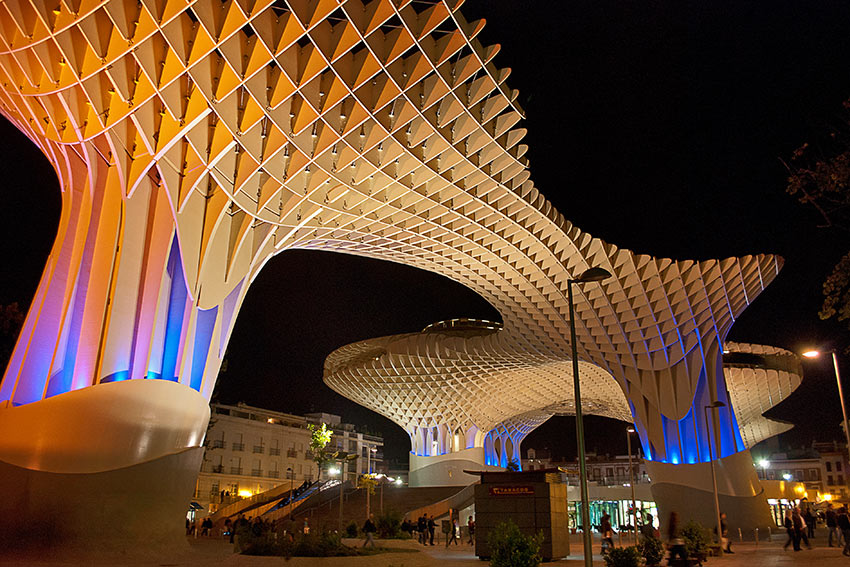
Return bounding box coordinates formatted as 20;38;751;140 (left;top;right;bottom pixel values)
646;449;773;538
0;446;204;561
409;447;503;487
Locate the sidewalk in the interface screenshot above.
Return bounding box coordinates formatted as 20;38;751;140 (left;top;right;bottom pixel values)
5;532;850;566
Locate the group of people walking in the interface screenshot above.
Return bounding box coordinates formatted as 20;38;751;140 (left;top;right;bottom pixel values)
785;502;850;554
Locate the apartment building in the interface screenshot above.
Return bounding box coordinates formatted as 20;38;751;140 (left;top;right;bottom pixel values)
193;403;383;514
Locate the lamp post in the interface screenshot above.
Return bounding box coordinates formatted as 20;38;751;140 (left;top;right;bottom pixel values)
626;426;637;545
365;473;371;519
704;401;726;556
287;466;294;521
329;466;343;532
568;266;612;567
803;350;850;466
368;446;377;474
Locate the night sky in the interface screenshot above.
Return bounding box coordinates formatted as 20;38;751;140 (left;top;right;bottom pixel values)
1;1;849;465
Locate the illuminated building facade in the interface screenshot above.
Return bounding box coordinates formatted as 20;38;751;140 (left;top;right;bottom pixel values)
195;403;382;515
0;0;794;552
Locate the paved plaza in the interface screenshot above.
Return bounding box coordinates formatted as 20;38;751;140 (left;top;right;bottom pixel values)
6;531;850;567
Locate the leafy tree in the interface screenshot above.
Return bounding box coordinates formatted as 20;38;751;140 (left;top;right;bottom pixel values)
506;458;520;472
786;99;850;338
360;474;377;494
307;422;337;480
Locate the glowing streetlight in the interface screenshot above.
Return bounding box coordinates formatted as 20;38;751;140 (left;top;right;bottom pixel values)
802;350;850;466
567;265;612;567
758;459;769;480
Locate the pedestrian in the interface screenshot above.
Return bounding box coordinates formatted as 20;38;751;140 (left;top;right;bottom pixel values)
418;514;427;544
793;507;811;550
827;503;839;547
446;516;459;547
719;512;733;553
467;515;476;544
783;508;795;551
363;513;377;548
667;512;687;565
640;513;654;540
428;514;436;545
805;506;816;539
838;507;850;556
601;513;615;553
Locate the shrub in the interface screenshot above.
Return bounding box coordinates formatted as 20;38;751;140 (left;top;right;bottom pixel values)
487;519;544;567
292;531;357;557
376;509;404;538
346;521;359;538
681;521;711;559
234;525;287;557
639;535;666;566
603;545;642;567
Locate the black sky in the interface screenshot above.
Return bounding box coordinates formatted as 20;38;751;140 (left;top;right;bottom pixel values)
1;0;850;464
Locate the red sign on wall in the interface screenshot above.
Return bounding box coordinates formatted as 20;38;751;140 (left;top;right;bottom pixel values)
489;486;535;496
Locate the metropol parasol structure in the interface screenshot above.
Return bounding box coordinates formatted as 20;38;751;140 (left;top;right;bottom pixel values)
0;0;801;552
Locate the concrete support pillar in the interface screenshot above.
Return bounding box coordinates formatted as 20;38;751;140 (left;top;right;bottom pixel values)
0;379;209;560
645;449;773;538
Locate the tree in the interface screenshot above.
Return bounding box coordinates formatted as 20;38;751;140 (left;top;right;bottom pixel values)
786;98;850;338
506;458;520;472
307;422;337;480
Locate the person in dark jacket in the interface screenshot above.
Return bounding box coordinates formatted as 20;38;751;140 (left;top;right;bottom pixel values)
827;503;839;547
783;509;795;551
417;515;427;544
428;514;437;545
838;507;850;556
362;514;377;548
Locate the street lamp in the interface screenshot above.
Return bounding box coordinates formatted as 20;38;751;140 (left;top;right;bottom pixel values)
758;459;769;481
626;426;637;545
368;446;377;474
287;466;294;521
328;466;344;532
803;350;850;466
703;400;726;557
567;265;612;567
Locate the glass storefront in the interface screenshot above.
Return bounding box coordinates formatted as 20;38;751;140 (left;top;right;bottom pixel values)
569;500;659;533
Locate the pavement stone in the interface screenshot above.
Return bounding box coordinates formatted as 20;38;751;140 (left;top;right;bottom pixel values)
4;532;850;566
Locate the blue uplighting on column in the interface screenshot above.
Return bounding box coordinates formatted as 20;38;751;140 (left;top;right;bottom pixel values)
160;238;188;382
189;307;218;391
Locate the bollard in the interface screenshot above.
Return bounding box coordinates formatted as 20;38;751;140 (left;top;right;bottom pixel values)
768;526;772;541
755;527;759;548
738;527;743;542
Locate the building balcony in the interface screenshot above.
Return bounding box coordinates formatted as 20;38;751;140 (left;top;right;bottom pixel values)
287;449;298;458
209;439;225;449
251;469;263;477
212;464;224;474
269;448;281;456
267;470;280;479
230;467;243;475
232;443;245;451
253;446;265;454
